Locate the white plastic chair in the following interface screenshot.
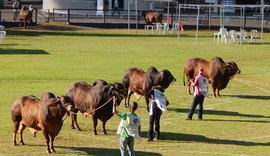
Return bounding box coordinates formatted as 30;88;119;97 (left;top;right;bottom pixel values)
163;23;170;34
250;30;258;43
155;23;164;35
239;29;249;44
0;31;6;44
214;28;228;43
228;30;237;44
0;25;5;31
171;23;179;34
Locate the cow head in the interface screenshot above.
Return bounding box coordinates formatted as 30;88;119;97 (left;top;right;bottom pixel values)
58;96;75;121
225;61;241;79
107;83;124;106
157;69;176;89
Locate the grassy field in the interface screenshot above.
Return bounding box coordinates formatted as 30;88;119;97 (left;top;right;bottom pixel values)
0;23;269;156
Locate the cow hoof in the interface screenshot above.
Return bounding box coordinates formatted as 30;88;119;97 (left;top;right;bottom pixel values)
125;104;129;108
20;142;25;145
13;142;17;146
47;150;51;154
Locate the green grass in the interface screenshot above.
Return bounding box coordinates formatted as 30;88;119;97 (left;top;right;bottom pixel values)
0;25;269;156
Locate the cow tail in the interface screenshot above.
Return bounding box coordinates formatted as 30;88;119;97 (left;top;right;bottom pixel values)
183;67;186;86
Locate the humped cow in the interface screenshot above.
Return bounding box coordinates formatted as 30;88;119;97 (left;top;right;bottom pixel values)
183;57;241;97
209;57;241;97
66;80;124;135
122;66;176;111
141;10;163;24
11;93;74;153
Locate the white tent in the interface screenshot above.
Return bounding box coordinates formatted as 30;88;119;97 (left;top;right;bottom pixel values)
178;4;270;45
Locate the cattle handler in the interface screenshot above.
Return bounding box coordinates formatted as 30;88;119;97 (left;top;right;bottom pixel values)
147;86;169;141
186;68;209;120
113;101;141;156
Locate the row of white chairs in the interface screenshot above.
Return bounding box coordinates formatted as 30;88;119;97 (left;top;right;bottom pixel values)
214;28;258;44
145;23;183;35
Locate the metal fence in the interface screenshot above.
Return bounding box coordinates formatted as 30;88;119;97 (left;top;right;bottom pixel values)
0;8;269;30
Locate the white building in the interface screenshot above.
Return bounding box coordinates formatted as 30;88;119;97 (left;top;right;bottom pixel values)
43;0;170;11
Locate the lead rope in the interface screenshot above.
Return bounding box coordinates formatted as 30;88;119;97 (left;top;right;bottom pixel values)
72;96;117;117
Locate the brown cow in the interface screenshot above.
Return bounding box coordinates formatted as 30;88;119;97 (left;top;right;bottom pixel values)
141;10;163;24
66;80;124;135
122;66;176;111
183;57;241;97
183;58;210;95
19;6;33;29
11;93;74;153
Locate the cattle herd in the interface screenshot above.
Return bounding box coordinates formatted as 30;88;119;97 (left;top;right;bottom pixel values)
11;57;240;153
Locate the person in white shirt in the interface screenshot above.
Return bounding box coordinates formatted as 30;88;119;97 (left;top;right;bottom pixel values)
12;0;21;22
112;0;120;17
147;86;169;141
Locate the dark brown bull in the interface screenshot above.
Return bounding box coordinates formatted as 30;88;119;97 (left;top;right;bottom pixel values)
66;80;124;135
183;57;241;97
209;57;241;97
141;10;163;24
11;93;74;153
122;66;176;111
19;6;33;29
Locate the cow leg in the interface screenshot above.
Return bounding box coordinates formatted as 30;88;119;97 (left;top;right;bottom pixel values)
18;123;26;145
102;121;107;135
212;84;217;97
145;97;150;112
70;110;81;131
13;121;20;145
42;130;51;153
24;19;27;29
187;81;191;95
92;115;98;135
217;90;221;97
126;90;133;108
50;136;55;153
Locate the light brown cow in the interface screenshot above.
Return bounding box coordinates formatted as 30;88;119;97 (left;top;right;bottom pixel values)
11;93;74;153
19;6;33;28
141;10;163;24
183;57;241;97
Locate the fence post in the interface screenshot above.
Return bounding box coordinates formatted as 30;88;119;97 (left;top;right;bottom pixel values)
47;9;50;22
35;8;38;24
67;8;70;24
103;9;105;23
53;8;55;22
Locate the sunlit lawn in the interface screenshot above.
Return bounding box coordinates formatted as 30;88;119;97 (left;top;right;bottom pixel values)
0;24;269;156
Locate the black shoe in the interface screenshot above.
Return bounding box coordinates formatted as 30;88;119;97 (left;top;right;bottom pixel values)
185;117;192;120
155;133;160;140
147;138;153;141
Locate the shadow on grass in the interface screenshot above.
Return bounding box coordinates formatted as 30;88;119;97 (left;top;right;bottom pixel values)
56;146;162;156
223;94;270;100
6;29;213;38
0;49;49;55
168;108;270;119
156;132;270;146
